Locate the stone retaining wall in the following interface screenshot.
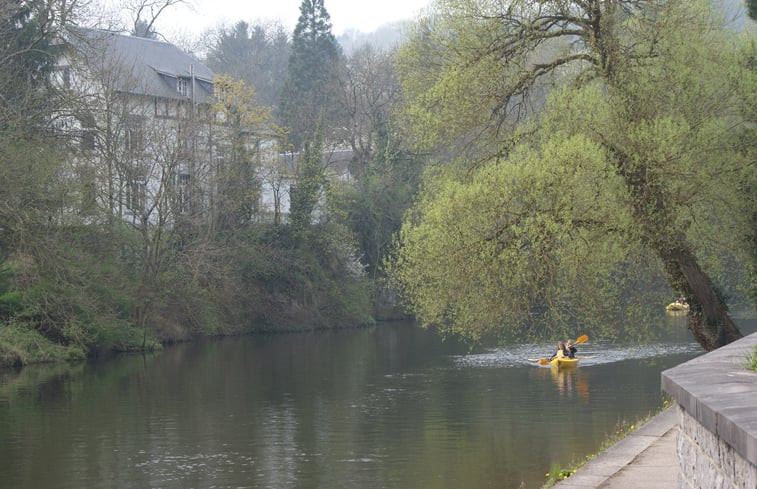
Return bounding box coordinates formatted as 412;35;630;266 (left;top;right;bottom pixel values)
662;332;757;489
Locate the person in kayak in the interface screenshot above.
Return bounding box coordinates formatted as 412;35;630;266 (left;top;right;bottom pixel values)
550;342;569;361
566;340;577;358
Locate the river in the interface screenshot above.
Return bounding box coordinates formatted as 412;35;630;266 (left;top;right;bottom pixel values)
1;316;754;489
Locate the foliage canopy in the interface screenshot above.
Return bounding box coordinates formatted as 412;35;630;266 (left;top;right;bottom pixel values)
390;0;756;346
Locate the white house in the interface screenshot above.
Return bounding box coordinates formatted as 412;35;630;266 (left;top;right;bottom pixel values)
261;148;354;223
55;28;354;228
55;29;233;227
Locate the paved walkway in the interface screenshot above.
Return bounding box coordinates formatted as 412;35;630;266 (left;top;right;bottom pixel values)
553;405;679;488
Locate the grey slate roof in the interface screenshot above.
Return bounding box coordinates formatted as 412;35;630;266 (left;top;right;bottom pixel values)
70;28;214;103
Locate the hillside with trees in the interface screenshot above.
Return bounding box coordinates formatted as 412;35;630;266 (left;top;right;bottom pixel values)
0;0;423;366
0;0;754;366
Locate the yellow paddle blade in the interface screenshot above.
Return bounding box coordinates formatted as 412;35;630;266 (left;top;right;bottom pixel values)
575;334;589;344
539;358;549;365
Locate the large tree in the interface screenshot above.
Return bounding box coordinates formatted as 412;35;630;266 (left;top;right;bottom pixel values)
336;44;400;176
391;0;755;349
210;74;281;231
0;0;71;252
125;0;188;39
0;0;64;135
330;122;424;282
278;0;343;150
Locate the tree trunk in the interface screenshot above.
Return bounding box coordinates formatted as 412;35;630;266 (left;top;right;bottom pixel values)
615;151;744;351
660;242;742;351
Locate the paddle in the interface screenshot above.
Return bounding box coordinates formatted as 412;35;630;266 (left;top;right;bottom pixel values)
537;335;589;365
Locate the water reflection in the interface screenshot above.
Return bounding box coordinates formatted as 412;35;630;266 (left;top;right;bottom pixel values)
550;367;589;401
0;318;754;489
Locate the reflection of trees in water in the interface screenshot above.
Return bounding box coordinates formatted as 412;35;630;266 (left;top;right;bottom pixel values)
534;367;591;402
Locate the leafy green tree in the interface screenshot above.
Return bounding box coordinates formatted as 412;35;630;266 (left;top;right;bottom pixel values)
289;126;327;238
748;0;757;20
278;0;343;150
391;0;755;349
0;1;142;361
0;0;67;334
336;44;400;176
326;44;424;294
330;122;423;281
211;74;281;231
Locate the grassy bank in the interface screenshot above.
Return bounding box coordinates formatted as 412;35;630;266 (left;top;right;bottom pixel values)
542;396;674;488
0;322;86;366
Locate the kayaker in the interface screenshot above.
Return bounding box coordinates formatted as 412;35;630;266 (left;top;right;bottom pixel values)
566;340;577;358
549;342;568;361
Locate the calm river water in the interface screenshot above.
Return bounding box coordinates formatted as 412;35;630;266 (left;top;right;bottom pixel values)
1;316;754;489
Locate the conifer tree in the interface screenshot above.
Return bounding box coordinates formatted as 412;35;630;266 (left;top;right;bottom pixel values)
278;0;343;150
205;21;290;108
0;0;59;135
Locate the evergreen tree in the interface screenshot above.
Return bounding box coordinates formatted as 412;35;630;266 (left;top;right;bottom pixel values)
278;0;343;150
0;0;63;252
205;21;290;108
289;126;326;238
0;0;59;135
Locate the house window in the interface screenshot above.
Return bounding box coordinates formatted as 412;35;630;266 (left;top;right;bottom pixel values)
77;113;96;151
177;173;191;214
179;135;194;160
125;116;144;157
177;77;188;96
126;177;146;213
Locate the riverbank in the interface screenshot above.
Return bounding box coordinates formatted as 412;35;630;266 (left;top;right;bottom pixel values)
551;405;678;488
0;220;383;368
552;330;757;488
0;322;89;366
0;316;385;368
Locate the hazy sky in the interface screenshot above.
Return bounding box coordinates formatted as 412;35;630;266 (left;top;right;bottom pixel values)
157;0;432;36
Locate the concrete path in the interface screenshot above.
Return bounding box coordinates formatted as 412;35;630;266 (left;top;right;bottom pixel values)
553;405;679;489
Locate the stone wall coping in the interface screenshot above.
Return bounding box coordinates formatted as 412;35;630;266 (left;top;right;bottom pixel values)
661;332;757;466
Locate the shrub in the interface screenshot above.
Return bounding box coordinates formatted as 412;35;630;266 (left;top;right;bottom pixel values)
748;347;757;372
0;321;85;367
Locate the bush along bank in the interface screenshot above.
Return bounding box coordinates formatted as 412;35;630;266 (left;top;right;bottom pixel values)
0;223;377;368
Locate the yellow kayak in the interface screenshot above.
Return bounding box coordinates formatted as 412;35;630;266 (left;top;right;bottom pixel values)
550;357;579;368
665;301;689;312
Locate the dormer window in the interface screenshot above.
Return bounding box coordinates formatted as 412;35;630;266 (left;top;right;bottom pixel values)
177;77;188;96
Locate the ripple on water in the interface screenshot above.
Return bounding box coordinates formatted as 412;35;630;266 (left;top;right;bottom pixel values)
452;341;702;368
132;451;256;483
